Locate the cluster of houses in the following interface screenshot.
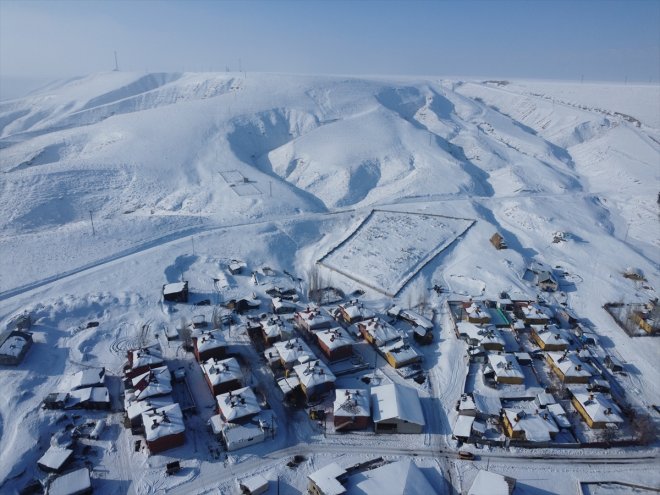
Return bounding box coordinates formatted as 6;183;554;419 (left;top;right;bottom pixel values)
193;328;276;452
121;344;186;455
450;297;628;445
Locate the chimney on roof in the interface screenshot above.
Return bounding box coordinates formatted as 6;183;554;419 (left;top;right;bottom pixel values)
151;419;158;429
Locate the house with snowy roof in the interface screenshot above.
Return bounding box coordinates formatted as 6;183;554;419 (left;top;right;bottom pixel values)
260;316;294;345
293;359;336;400
216;386;261;423
530;325;569;351
518;302;551;325
468;470;515;495
314;327;353;361
66;386;111;410
388;306;434;344
271;297;298;315
457;322;505;351
485;353;525;385
48;467;92;495
124;344;164;379
333;389;371;431
463;301;491;324
546;351;592;384
162;281;188;303
536;270;558;292
371;383;425;434
142;402;185;454
0;329;33;365
354;459;438;495
308;462;348;495
380;338;422;369
571;392;623;429
65;367;106;390
193;329;227;362
130;366;172;401
38;446;73;473
501;408;559;442
209;410;275;452
295;307;334;333
358;317;402;346
334;300;376;325
269;338;316;369
126;395;174;427
201;356;243;396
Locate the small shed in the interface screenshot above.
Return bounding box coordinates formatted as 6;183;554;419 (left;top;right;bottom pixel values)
162;281;189;303
0;329;33;365
490;233;507;250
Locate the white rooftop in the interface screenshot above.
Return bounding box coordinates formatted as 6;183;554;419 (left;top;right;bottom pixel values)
546;352;593;379
195;329;227;354
0;335;29;357
65;367;106;391
453;414;475;438
371;383;425;426
132;366;172;400
521;303;551;321
487;353;524;380
468;470;511;495
465;301;491;321
272;338;315;366
48;468;92;495
355;459;436;495
37;446;73;471
503;408;559;442
163;282;187;294
142;402;185;442
293;359;336;391
261;317;294;340
360;317;403;346
216;386;261;422
295;307;334;329
532;325;569;347
380;339;421;365
126;394;174;421
314;327;353;350
128;345;164;370
458;322;505;347
572;392;624;424
338;300;375;321
309;462;347;495
333;389;370;418
201;357;243;387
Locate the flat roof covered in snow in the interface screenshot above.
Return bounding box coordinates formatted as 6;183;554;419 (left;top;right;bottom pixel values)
37;446;73;471
468;470;512;495
48;468;92;495
163;282;187;294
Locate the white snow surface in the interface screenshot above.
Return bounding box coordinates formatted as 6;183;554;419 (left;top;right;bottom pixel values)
0;72;658;494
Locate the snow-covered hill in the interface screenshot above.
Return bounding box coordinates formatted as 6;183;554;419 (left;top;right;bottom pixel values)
1;72;657;293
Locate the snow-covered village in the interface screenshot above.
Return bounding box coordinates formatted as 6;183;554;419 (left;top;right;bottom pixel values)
1;2;659;495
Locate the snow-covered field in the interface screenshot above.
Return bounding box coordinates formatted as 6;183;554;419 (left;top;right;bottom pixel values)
0;72;658;494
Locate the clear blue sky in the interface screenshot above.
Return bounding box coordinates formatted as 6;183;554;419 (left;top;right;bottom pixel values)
1;0;659;83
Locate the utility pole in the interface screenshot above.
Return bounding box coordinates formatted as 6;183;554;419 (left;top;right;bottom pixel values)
89;210;95;236
113;51;119;71
191;236;195;256
269;181;272;197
